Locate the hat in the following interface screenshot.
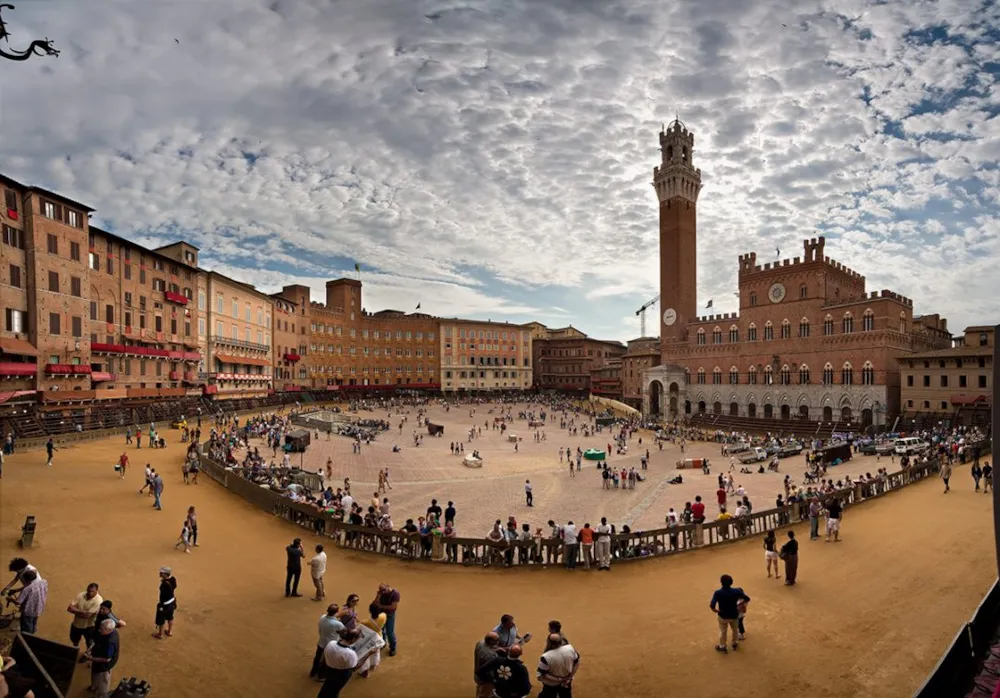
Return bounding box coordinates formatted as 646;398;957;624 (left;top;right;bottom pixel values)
159;566;172;575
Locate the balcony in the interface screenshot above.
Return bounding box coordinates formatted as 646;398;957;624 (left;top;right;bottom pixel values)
169;370;181;380
211;337;270;352
91;371;117;382
44;364;75;375
91;343;125;354
123;345;170;358
0;362;37;378
283;353;301;363
164;291;189;306
183;371;198;383
183;351;201;362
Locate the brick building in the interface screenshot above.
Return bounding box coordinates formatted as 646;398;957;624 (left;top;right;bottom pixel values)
281;279;440;394
270;291;303;391
589;358;622;399
642;122;953;427
202;271;273;400
437;319;532;392
900;326;994;419
620;337;660;409
1;174;203;405
527;324;626;392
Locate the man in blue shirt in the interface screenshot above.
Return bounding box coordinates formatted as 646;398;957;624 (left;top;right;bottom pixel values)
709;574;750;653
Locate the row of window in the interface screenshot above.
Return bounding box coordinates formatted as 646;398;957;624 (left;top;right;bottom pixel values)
310;323;435;341
446;356;530;367
691;363;877;386
695;313;887;345
444;343;518;352
307;344;437;358
40;199;84;228
907;374;988;389
210;293;271;327
445;328;527;341
212;321;269;346
444;370;523;379
307;365;435;375
540;348;618;358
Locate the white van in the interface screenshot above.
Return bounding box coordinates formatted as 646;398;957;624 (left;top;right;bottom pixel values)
894;437;929;456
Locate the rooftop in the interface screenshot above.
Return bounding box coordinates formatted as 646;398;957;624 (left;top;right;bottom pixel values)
903;346;993;360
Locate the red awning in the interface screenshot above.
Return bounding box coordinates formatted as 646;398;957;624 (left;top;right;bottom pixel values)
950;394;988;406
215;353;270;367
0;338;39;357
0;390;37;404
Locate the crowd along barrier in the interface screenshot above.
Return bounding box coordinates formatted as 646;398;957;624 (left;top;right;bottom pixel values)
198;453;945;569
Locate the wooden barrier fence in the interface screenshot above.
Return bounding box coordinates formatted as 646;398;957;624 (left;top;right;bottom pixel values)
199;453;947;569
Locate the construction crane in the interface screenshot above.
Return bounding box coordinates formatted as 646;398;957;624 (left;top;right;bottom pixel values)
635;294;659;337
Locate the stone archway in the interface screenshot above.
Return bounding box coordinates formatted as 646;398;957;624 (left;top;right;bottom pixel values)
861;408;873;428
713;401;722;415
684;400;691;414
748;402;757;418
729;402;739;416
668;382;680;417
841;406;852;422
822;406;833;422
763;404;773;419
798;405;809;419
649;380;664;416
697;400;706;414
780;404;790;420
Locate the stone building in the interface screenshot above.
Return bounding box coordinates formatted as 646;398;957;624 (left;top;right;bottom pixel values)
900;326;994;420
281;279;440;393
589;358;622;399
437;319;532;392
641;122;953;427
527;323;626;392
620;337;660;409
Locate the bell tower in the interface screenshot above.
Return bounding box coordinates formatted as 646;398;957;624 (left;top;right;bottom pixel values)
653;119;702;356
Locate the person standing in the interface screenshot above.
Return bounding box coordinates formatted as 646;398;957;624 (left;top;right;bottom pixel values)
13;568;47;635
824;498;843;543
985;462;994;494
808;497;822;540
319;627;363;698
525;480;533;507
152;567;177;639
941;461;952;493
310;604;345;681
494;614;530;649
764;530;780;579
595;517;612;571
562;521;578;570
444;501;456;526
67;583;103;658
86;618;120;698
474;632;501;698
186;506;199;547
578;524;594;570
537;633;580;697
371;583;400;657
151;471;164;511
476;644;532;698
45;437;56;466
972;462;983;491
310;544;328;601
780;531;799;585
286;538;305;598
117;452;128;480
709;574;750;653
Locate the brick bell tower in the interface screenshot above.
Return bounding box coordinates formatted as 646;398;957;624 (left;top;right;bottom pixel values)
653;119;702;357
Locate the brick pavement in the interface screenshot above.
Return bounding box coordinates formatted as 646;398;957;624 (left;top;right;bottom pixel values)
246;403;897;536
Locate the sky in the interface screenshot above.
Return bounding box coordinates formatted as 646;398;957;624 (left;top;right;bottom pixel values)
1;0;998;342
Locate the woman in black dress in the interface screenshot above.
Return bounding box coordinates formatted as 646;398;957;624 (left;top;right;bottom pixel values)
152;566;177;639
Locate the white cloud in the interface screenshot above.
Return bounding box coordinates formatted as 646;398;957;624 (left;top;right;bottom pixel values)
1;0;998;342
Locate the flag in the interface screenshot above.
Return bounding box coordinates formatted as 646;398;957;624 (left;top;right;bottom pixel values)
354;263;360;272
415;302;421;310
706;299;713;309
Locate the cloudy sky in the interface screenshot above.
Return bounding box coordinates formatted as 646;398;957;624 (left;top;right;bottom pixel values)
2;0;998;341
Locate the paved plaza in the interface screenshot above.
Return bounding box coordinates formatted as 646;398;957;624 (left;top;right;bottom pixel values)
276;401;898;534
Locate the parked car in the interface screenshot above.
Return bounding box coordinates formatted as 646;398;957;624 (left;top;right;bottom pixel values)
894;437;929;456
738;447;768;464
728;442;751;454
778;443;804;458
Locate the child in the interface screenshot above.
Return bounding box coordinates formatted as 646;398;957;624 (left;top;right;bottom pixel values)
175;520;192;553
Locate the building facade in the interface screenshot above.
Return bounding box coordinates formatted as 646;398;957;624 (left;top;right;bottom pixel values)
900;326;994;415
202;272;273;399
620;337;660;409
529;324;626;392
270;292;303;391
642;123;953;427
589;358;622;399
285;280;440;393
438;319;532;392
1;174;204;404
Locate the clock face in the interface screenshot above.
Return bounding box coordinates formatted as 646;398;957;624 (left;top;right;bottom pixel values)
768;283;787;304
662;308;677;326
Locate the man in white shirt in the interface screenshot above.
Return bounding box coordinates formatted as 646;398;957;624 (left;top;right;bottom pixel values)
310;544;328;601
595;517;612;570
321;627;366;698
310;604;344;681
562;521;578;570
341;493;354;514
537;633;580;696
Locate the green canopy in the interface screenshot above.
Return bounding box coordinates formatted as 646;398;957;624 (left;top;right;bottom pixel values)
583;448;606;461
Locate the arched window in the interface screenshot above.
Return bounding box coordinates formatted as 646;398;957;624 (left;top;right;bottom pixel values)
712;327;722;344
799;364;810;384
763;365;773;385
843;313;854;334
712;367;722;384
799;317;810;337
729;366;739;384
780;365;791;385
684;367;691;385
729;325;739;343
748;366;758;385
823;314;834;335
764;321;774;341
842;362;853;385
799;283;808;299
899;311;906;333
823;363;834;385
862;309;875;331
862;361;875;385
696;328;706;345
780;319;791;339
748;323;758;341
697;367;706;384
